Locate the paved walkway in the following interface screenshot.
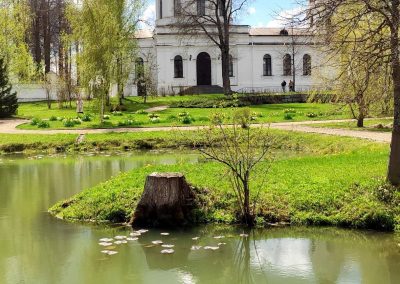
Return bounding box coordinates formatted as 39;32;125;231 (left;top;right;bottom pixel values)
0;118;392;143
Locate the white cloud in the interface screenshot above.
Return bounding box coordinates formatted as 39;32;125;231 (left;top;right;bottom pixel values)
265;6;304;28
248;7;256;15
140;4;156;28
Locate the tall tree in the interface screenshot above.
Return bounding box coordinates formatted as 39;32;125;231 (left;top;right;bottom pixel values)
0;57;18;118
176;0;249;96
67;0;141;122
0;0;36;81
304;0;400;185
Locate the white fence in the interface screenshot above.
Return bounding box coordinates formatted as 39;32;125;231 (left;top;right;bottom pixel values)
13;84;57;102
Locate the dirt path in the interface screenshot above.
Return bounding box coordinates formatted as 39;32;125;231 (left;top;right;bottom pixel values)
0;118;392;143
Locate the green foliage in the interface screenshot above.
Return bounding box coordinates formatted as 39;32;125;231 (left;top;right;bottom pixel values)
30;118;41;126
135;109;148;115
37;121;50;128
81;114;92;122
49;116;57;121
112;111;123;116
306;112;318;118
63;118;77;127
103;115;110;120
284;113;294;120
0;58;18;118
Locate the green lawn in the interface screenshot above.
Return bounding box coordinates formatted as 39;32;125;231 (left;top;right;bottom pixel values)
16;95;351;130
49;131;400;231
306;118;393;132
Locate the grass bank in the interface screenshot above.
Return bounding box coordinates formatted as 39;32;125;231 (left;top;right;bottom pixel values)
306;118;393;132
17;96;350;130
49;133;400;232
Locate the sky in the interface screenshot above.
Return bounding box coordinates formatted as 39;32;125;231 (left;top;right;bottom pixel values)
142;0;299;28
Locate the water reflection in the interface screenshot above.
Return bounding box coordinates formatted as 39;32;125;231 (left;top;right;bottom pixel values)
0;154;399;284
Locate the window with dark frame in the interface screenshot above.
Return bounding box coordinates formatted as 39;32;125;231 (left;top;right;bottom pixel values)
229;54;234;77
174;0;181;16
263;54;272;76
160;0;163;19
303;54;311;76
174;55;183;78
135;58;144;79
283;54;292;76
197;0;206;16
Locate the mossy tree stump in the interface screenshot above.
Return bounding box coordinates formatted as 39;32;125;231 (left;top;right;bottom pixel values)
131;172;196;228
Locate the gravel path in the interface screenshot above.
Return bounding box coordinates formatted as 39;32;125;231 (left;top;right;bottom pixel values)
0;118;392;143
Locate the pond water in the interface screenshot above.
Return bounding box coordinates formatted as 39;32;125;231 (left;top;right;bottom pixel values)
0;152;399;284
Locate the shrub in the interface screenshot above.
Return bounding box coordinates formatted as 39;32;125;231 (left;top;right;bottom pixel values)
103;115;110;120
178;112;190;117
117;119;139;127
56;117;64;121
180;115;194;124
73;118;82;125
150;117;160;123
284;113;294;120
148;113;159;119
30;118;41;126
49;116;57;121
112;111;123;116
63;118;76;127
37;121;50;128
81;114;92;122
135;109;148;115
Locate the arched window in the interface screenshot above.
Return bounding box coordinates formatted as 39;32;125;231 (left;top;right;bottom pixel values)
303;54;311;76
174;0;181;16
174;55;183;78
263;54;272;76
283;54;292;76
197;0;206;16
160;0;163;19
228;54;234;77
135;58;144;79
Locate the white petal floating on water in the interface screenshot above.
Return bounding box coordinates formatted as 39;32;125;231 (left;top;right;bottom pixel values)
137;229;149;234
106;251;118;255
99;238;114;242
114;241;123;245
160;232;170;236
101;250;110;254
121;240;128;244
152;240;163;245
161;249;174;254
192;237;200;240
213;236;225;239
204;246;220;251
239;234;249;237
161;244;174;248
127;237;138;241
218;243;226;246
191;246;202;251
114;236;127;240
130;232;141;237
99;242;113;246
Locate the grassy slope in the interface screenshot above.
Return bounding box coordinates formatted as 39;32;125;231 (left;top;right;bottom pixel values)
17;96;349;129
49;133;400;231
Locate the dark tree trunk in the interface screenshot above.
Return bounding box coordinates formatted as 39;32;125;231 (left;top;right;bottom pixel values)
131;173;197;228
42;0;51;74
388;1;400;185
357;114;364;128
32;0;42;68
221;47;231;96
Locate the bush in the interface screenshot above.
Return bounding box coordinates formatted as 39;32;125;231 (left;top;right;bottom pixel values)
49;116;57;121
135;109;148;115
117;119;140;127
56;117;64;121
37;121;50;128
30;118;41;126
180;115;194;124
283;108;296;114
0;58;18;118
63;118;76;128
112;111;123;116
73;118;82;125
148;113;159;119
150;117;160;123
103;115;110;120
81;114;92;122
284;113;295;120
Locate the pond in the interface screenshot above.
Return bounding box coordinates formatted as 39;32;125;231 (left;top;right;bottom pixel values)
0;152;399;284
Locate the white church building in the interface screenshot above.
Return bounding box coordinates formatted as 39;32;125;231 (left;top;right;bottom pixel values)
127;0;326;96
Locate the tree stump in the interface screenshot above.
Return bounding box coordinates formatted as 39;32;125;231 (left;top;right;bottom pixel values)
130;172;196;228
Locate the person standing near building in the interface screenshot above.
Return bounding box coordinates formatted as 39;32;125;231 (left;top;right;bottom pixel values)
281;80;287;93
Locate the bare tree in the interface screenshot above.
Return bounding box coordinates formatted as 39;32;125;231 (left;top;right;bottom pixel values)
176;0;249;96
299;0;400;185
194;109;273;226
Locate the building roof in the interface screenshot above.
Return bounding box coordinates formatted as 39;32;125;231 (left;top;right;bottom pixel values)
249;27;309;36
135;29;153;39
